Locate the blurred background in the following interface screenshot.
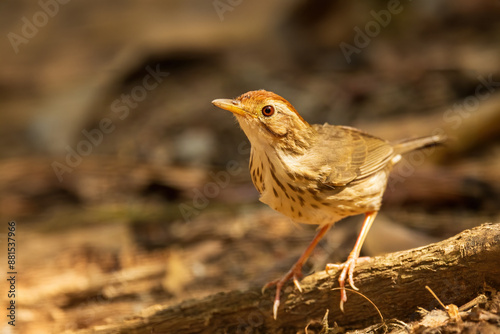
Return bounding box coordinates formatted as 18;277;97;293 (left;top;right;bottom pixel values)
0;0;499;333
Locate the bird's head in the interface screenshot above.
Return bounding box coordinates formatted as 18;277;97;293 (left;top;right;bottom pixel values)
212;90;312;149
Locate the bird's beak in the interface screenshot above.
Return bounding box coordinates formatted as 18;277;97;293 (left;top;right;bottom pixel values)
211;99;250;117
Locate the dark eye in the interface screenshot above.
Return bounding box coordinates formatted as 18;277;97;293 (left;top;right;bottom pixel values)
261;105;275;117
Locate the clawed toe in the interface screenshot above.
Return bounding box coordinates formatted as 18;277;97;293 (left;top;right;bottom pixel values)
326;256;367;311
263;224;332;319
264;267;304;320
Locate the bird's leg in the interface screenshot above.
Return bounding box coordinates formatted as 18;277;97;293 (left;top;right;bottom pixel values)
264;224;331;320
326;211;378;311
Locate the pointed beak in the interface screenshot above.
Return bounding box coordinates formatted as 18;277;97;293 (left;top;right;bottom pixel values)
211;99;249;117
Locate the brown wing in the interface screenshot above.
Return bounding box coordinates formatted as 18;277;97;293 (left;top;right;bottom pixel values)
309;124;394;186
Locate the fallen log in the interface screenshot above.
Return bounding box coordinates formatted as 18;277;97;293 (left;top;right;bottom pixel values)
68;223;500;334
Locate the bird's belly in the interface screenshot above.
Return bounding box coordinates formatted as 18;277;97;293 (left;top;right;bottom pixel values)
259;170;389;226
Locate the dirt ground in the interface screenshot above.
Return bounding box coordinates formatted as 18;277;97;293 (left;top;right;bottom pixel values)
0;1;499;333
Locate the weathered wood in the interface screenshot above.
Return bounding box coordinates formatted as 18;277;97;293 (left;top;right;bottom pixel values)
67;223;500;334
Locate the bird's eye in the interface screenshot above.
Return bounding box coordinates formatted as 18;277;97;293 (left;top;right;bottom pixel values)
261;105;275;117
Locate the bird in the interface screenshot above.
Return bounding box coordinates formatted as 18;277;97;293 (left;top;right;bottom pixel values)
212;89;446;319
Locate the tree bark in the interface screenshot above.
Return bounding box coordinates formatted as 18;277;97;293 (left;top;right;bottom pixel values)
69;223;500;334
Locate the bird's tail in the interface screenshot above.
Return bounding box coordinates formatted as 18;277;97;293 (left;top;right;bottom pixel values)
393;134;447;155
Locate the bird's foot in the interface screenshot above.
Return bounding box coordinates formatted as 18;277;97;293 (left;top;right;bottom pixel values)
325;256;370;311
263;263;304;320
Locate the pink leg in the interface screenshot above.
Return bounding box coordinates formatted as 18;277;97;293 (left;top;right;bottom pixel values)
326;211;378;311
264;224;331;319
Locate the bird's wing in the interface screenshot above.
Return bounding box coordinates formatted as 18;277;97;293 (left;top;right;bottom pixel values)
308;124;394;186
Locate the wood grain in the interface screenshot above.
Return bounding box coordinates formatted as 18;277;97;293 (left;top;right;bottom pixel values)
67;223;500;334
